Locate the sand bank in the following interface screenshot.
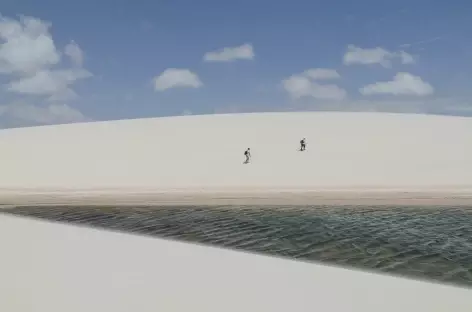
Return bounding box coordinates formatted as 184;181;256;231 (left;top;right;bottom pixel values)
1;189;472;206
1;214;471;312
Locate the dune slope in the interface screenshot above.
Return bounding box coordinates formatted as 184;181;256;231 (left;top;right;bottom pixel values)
0;112;471;193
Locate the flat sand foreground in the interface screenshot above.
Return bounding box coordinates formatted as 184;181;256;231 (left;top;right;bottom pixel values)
1;214;472;312
1;190;472;206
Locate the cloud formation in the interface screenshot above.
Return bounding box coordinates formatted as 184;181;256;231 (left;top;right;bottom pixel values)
8;68;92;96
153;68;203;91
203;43;254;62
282;68;346;100
64;40;84;67
0;16;60;74
0;14;91;127
360;72;434;96
343;45;415;68
0;101;88;128
303;68;341;80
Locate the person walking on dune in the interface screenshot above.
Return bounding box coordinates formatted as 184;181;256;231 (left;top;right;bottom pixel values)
300;138;306;151
244;148;251;164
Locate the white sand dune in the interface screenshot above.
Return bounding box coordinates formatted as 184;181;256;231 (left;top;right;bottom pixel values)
1;214;471;312
0;112;471;201
2;113;472;311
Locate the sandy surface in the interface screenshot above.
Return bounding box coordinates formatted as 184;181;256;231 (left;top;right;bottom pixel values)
1;214;471;312
6;205;472;287
0;112;471;191
1;190;472;206
2;112;472;311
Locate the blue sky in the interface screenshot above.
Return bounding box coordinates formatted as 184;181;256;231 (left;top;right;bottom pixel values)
0;0;471;127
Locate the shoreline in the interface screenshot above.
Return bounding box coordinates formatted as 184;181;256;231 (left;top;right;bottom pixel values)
1;189;472;206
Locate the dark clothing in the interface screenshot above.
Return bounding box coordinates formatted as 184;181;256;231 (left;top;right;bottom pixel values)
300;139;306;151
244;149;251;163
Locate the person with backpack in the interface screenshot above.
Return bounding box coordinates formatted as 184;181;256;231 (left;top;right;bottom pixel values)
244;148;251;163
300;138;306;151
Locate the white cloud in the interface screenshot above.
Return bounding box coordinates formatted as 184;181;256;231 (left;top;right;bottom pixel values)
0;102;88;127
48;88;80;102
282;69;346;100
399;51;415;64
64;40;84;66
0;14;92;127
203;43;254;62
343;45;415;68
46;103;87;123
8;68;92;97
303;68;341;80
0;15;60;74
0;15;92;101
153;68;203;91
359;72;434;96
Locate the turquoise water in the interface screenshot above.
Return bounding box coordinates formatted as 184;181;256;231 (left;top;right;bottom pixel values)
3;205;472;287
